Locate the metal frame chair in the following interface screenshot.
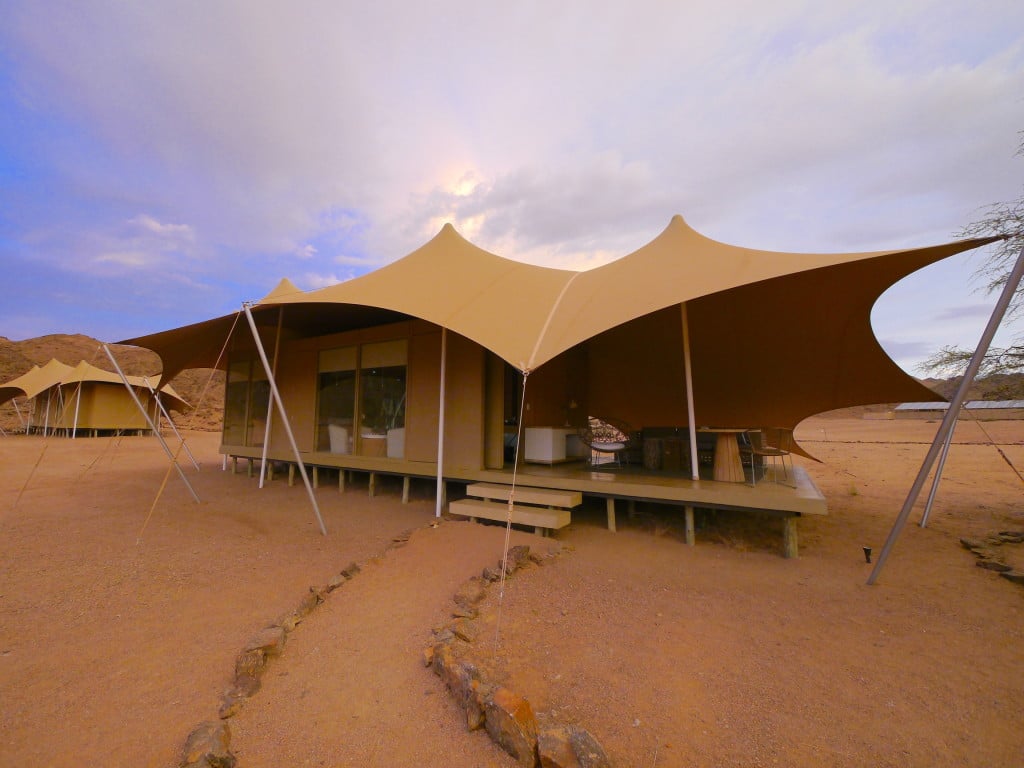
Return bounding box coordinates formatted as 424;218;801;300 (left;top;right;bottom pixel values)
740;427;794;485
577;416;638;467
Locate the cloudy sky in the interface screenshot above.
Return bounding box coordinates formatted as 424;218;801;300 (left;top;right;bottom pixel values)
1;1;1022;373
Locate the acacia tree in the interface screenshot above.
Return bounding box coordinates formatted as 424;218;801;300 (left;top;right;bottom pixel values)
918;132;1024;389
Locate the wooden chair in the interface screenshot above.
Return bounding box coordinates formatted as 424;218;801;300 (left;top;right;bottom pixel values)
740;428;793;485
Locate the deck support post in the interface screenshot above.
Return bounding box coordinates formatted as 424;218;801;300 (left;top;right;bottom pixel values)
369;471;376;498
685;505;695;546
402;476;410;503
606;498;617;532
782;515;799;559
288;463;296;487
312;466;319;489
339;469;345;493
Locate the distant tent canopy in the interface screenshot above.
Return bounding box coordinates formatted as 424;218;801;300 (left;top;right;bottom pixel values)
119;215;1000;448
0;358;188;436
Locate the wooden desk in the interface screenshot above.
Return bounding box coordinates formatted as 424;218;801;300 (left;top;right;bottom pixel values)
697;428;747;483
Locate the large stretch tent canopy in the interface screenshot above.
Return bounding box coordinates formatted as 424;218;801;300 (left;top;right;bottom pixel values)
120;215;999;435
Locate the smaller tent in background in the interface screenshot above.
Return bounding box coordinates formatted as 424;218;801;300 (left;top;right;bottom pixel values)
0;359;188;437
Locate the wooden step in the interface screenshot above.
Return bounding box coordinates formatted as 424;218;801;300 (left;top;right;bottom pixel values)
465;483;581;509
449;498;571;531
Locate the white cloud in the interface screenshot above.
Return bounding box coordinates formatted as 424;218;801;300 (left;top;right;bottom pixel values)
301;271;356;290
2;0;1023;359
95;251;151;268
130;214;194;241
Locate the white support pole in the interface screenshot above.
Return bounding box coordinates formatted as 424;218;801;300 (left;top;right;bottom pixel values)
435;327;448;518
919;405;959;528
43;389;51;436
143;377;200;471
72;383;82;439
258;307;284;489
869;240;1024;585
681;302;699;481
12;397;26;431
243;303;327;536
102;344;200;503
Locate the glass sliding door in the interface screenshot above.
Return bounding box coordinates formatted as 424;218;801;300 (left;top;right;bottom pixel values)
248;364;270;446
223;359;251;446
317;346;357;453
359;340;407;458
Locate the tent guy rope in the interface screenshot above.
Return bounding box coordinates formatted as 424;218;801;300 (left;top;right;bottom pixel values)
492;369;530;654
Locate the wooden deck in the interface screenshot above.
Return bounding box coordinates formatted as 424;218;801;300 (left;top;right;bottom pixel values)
223;446;826;557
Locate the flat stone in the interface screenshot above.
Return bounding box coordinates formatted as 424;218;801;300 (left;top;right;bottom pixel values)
294;587;325;620
454;577;488;610
501;545;531;574
432;643;488;730
182;720;235;767
326;572;346;592
451;618;482;643
485;687;538;767
218;691;246;719
977;560;1012;572
245;626;286;657
538;725;612;768
235;648;265;680
1000;570;1024;585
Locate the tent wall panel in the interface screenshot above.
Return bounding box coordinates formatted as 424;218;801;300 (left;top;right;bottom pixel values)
406;328;441;463
443;334;486;471
484;352;506;469
274;343;317;453
584;309;688;429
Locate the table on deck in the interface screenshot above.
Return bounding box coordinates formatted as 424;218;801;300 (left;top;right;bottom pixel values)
697;427;748;483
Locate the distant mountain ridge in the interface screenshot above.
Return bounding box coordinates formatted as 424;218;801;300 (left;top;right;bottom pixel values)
0;334;224;432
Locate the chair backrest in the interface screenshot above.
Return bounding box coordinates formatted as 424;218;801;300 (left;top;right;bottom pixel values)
743;429;765;450
584;416;632;445
763;427;792;452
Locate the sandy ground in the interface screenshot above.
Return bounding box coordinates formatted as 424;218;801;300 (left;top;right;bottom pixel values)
1;417;1023;767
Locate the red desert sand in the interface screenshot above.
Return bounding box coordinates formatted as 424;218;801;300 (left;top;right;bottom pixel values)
1;416;1023;767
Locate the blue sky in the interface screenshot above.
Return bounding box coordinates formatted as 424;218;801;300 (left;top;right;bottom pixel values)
1;1;1022;374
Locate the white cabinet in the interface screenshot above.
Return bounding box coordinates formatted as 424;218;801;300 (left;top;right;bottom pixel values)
524;427;576;463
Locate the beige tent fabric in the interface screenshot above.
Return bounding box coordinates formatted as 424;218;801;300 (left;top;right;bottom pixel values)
258;215;998;374
0;359;188;413
263;224;577;372
0;360;75;405
118;216;1000;431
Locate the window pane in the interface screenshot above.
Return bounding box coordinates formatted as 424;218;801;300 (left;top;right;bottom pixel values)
223;359;250;445
359;363;406;457
248;364;270;447
318;347;356;452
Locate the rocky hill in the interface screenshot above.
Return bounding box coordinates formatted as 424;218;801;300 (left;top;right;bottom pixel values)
0;334;224;433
